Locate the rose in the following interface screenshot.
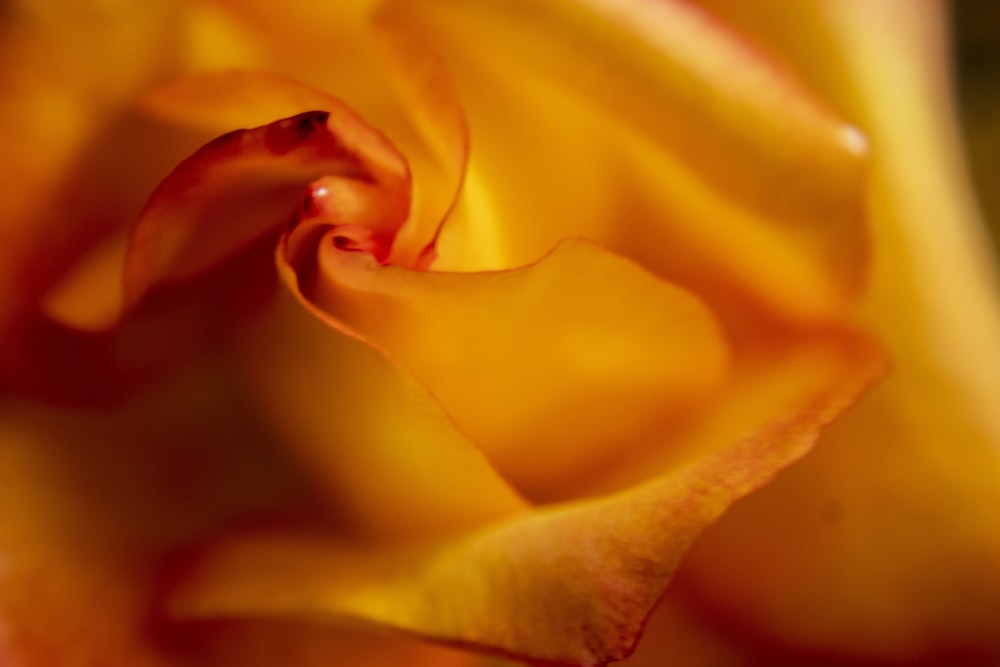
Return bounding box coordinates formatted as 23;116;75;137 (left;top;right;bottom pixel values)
0;2;989;667
0;0;894;665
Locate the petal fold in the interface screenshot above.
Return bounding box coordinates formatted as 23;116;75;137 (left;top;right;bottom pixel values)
383;0;869;322
170;329;881;666
124;72;410;308
231;287;530;543
282;236;729;499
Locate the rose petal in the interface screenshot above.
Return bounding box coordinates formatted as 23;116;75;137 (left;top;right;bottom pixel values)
169;330;880;665
382;0;868;322
0;362;477;665
675;1;1000;662
1;234;279;406
619;591;759;666
169;619;480;667
0;1;178;326
282;236;729;500
232;287;529;543
0;362;305;666
124;72;411;308
369;16;471;268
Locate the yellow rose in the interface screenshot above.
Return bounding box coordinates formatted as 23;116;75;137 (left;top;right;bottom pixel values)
0;0;992;666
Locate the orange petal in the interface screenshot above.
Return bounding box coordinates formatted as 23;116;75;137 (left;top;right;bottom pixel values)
0;362;306;666
620;590;761;667
124;72;410;308
0;332;477;665
383;0;868;322
675;1;1000;662
170;619;481;667
369;16;471;268
231;287;529;543
169;329;880;665
282;235;729;500
1;232;280;406
0;1;179;325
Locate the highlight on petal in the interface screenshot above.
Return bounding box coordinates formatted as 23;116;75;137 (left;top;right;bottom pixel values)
0;0;178;326
281;230;730;500
670;1;1000;662
382;0;869;322
169;328;881;666
124;72;411;308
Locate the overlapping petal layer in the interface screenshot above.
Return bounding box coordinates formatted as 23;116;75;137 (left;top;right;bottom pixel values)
2;70;418;402
125;72;411;307
171;319;880;666
0;4;891;666
0;362;299;666
0;358;484;667
230;288;529;543
384;0;869;324
0;0;189;328
669;1;1000;662
283;233;729;499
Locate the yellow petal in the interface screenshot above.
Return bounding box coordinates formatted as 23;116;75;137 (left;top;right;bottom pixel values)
283;235;729;500
170;327;879;665
383;0;868;322
677;1;1000;661
232;287;529;543
168;619;479;667
0;362;303;666
369;15;471;268
0;0;184;326
125;71;411;307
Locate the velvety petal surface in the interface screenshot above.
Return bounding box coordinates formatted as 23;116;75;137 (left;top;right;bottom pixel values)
675;1;1000;662
170;322;880;666
0;357;487;667
0;362;302;666
0;0;187;326
282;233;728;499
228;287;529;544
384;0;869;323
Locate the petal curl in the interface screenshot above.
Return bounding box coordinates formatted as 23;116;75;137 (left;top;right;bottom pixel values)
281;233;729;500
124;72;410;308
384;0;869;323
170;329;881;666
0;362;304;666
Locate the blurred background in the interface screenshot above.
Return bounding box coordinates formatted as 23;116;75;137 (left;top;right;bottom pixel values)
953;0;1000;238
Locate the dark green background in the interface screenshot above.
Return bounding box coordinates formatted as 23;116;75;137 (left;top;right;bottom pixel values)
953;0;1000;237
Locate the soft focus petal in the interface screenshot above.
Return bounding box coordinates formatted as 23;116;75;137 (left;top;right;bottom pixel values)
170;329;878;665
284;235;728;500
170;619;479;667
678;0;1000;662
1;234;279;405
0;0;184;325
0;362;301;666
232;287;529;543
386;0;868;323
620;592;755;667
369;15;471;268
